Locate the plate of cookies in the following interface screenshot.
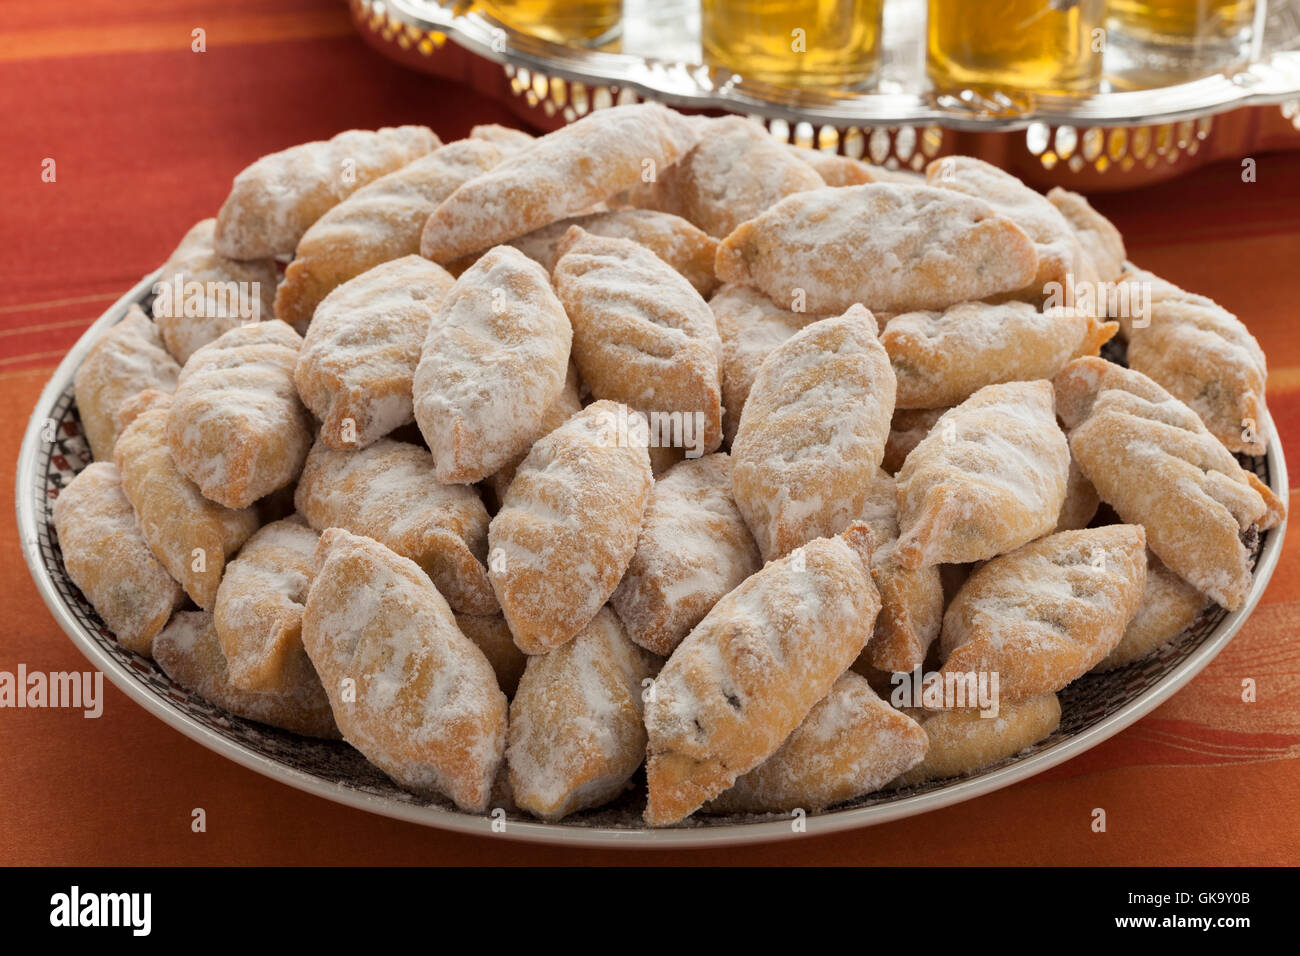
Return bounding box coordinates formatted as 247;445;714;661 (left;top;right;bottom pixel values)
17;104;1287;846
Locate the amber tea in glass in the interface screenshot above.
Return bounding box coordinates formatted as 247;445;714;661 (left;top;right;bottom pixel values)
1107;0;1263;83
484;0;623;46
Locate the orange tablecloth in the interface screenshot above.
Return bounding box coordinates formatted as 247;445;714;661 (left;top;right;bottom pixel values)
2;0;1297;866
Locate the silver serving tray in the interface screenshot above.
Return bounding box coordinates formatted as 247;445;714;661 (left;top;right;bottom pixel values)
374;0;1300;130
15;269;1288;847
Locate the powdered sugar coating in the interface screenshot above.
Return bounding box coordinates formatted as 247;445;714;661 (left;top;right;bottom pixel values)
453;613;527;698
553;228;724;452
732;307;896;560
896;693;1060;785
785;144;879;186
882;406;947;474
215;125;438;259
894;380;1069;569
610;453;761;656
1094;551;1208;672
152;219;277;362
469;123;535;157
52;462;184;655
507;607;657;820
420;103;699;262
1048;187;1127;282
714;183;1039;315
168;320;312;509
301;528;507;810
295;255;455;451
488;400;653;655
73;305;180;462
939;525;1148;703
644;523;879;826
486;361;583;503
706;672;927;813
276;140;500;328
294;438;497;614
413;246;573;484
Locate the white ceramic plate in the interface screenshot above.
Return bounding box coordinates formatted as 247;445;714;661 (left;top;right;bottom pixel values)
15;269;1288;847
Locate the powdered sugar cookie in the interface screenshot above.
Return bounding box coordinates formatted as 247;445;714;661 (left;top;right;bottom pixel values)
215;125;438;259
294;255;455;451
1047;187;1127;282
1054;358;1282;610
732;307;896;560
714;183;1039;315
213;516;320;692
644;523;879;826
553;227;723;455
624;115;824;238
453;614;527;698
488;400;653;654
302;528;507;808
939;525;1148;703
710;283;818;444
895;693;1060;786
882;406;947;474
53;462;184;656
508;208;719;297
610;453;762;657
154;610;339;738
114;391;258;609
486;361;583;504
294;437;496;614
894;381;1070;569
881;302;1116;409
151;219;277;362
412;246;573;484
469;123;535;157
1094;552;1208;671
275;139;500;329
785;144;878;186
420;103;698;262
507;607;657;820
1056;459;1100;532
706;672;927;814
74;306;180;462
167;320;313;509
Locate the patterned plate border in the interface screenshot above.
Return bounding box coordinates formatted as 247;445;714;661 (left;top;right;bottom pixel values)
14;268;1289;848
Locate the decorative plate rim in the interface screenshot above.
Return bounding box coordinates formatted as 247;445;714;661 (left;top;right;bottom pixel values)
15;267;1289;849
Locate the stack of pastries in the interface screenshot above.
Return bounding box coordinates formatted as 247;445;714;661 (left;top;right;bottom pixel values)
53;104;1285;826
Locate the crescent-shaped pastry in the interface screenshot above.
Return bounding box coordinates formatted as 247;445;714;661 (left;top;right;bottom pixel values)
167;320;313;509
294;255;455;451
894;693;1061;786
53;462;185;655
73;306;180;462
453;614;528;698
553;227;723;454
1047;187;1127;282
881;406;947;474
294;437;497;614
706;672;927;814
785;144;879;186
732;307;896;560
880;301;1116;409
302;528;507;809
419;103;699;262
469;123;535;157
939;525;1148;703
1056;459;1101;532
412;245;573;484
1093;552;1208;671
714;183;1039;315
113;391;258;609
151;219;277;362
609;453;762;657
485;361;583;504
214;125;438;259
894;380;1070;569
644;522;879;826
487;400;653;654
275;139;501;328
506;607;657;820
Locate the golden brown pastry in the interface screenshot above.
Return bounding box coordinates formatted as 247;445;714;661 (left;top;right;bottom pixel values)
1055;459;1100;532
485;362;583;504
53;462;185;655
453;614;528;698
215;125;439;259
294;255;455;450
785;144;879;186
1093;552;1208;671
881;406;947;474
732;307;896;560
73;306;180;462
715;183;1040;315
894;693;1061;786
302;528;507;809
644;523;879;826
294;437;497;614
469;123;535;157
610;453;761;656
412;246;573;484
894;380;1070;569
167;320;313;509
506;607;657;820
1047;187;1127;282
939;525;1148;703
488;400;653;654
114;391;258;609
151;218;277;362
